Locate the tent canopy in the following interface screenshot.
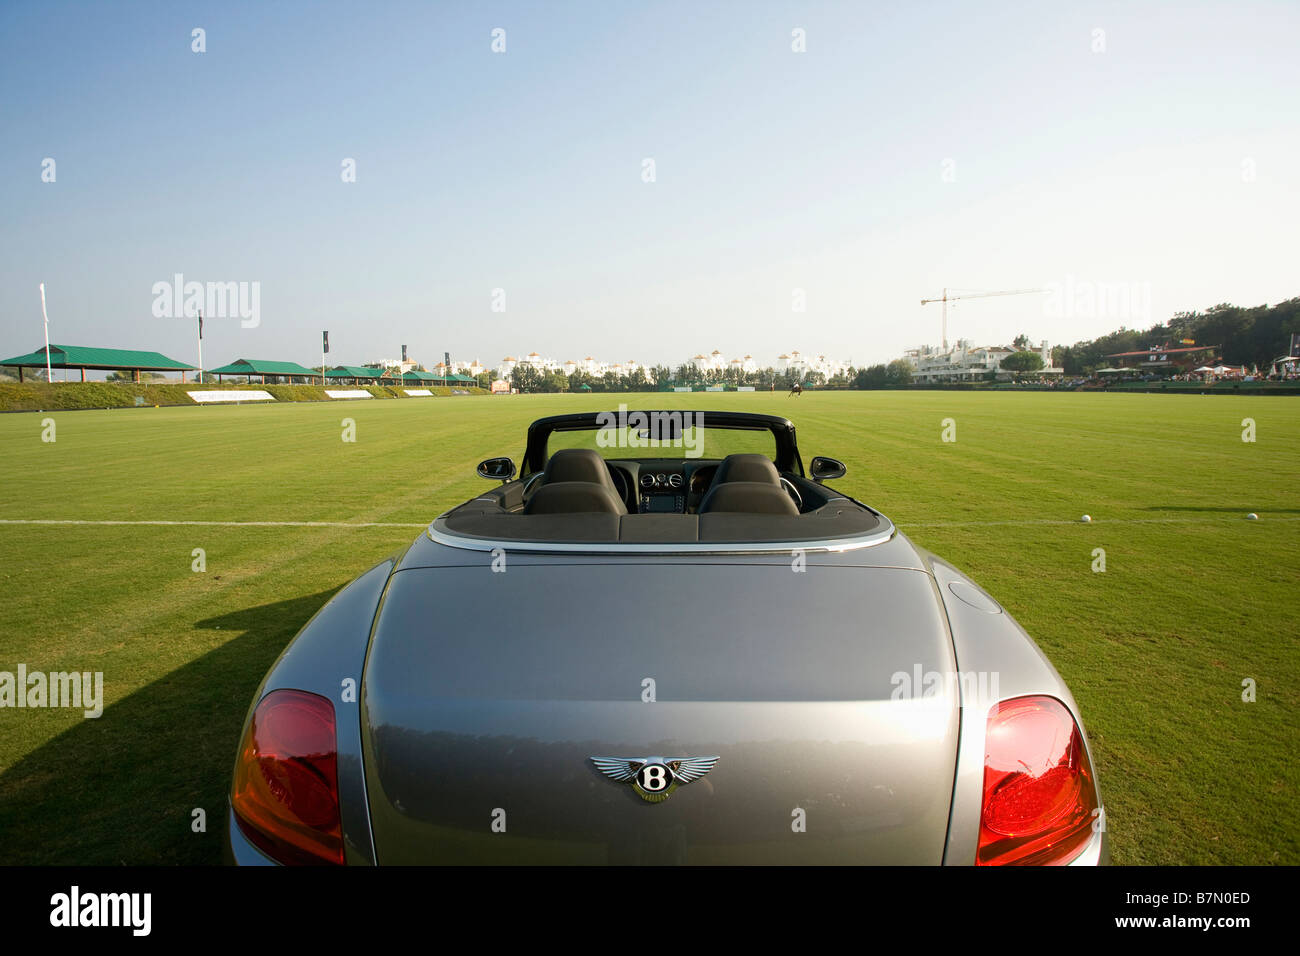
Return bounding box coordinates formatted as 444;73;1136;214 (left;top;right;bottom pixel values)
208;358;317;377
0;344;193;371
326;366;386;380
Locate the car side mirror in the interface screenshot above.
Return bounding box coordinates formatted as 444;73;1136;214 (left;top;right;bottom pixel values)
476;457;516;483
809;456;846;483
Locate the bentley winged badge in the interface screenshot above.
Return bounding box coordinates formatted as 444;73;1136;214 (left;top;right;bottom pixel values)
589;756;719;803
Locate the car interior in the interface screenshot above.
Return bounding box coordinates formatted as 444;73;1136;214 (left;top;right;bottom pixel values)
441;448;885;544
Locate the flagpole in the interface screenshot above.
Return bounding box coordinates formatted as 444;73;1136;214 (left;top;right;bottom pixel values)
39;283;52;382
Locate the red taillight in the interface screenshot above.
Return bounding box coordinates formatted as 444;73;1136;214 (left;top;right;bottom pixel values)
232;689;344;865
978;695;1098;865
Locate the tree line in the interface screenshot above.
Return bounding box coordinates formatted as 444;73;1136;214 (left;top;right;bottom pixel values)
508;363;847;393
506;361;926;392
1052;298;1300;374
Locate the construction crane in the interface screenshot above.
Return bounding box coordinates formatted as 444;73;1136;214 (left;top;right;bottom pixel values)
920;288;1047;350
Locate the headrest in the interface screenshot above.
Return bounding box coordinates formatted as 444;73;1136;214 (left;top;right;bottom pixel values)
713;454;781;486
544;448;615;489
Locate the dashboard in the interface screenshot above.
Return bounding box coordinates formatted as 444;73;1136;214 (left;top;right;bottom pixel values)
606;460;719;514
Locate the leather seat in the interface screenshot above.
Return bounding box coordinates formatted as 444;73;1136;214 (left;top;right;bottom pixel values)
543;448;621;490
526;482;627;515
698;453;796;515
525;448;628;515
698;481;799;515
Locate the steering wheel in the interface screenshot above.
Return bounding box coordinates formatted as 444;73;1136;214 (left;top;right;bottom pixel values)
779;476;803;513
608;467;631;509
521;471;546;502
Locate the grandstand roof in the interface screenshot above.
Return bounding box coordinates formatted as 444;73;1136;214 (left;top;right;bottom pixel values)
208;358;318;376
0;344;194;370
326;366;386;379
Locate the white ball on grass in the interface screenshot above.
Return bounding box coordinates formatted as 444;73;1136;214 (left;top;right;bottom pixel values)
1246;513;1259;520
1080;514;1092;523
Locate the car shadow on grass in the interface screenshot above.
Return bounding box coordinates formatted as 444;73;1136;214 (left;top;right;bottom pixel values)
0;586;345;865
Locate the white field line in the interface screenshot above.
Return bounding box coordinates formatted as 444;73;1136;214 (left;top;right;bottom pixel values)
906;517;1299;527
0;519;427;528
0;517;1292;529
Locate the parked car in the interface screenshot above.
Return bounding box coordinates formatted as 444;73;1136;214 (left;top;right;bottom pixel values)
226;410;1106;865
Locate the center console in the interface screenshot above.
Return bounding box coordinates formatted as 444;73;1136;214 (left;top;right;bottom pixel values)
638;467;686;514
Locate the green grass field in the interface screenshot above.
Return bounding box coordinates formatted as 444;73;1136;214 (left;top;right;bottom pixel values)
0;392;1296;865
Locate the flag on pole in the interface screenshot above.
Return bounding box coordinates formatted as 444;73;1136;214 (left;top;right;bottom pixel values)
401;343;407;363
323;331;329;354
198;314;203;339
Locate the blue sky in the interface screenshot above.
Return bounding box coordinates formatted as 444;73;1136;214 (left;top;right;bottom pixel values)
2;0;1297;374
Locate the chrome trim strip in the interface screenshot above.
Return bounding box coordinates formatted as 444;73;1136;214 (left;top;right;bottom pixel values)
1065;825;1108;866
424;515;897;555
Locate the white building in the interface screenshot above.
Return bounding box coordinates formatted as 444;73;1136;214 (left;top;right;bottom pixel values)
371;357;418;373
501;352;567;378
432;359;482;377
904;339;1061;383
775;350;851;379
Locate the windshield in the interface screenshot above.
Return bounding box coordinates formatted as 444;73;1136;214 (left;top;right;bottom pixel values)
547;417;776;461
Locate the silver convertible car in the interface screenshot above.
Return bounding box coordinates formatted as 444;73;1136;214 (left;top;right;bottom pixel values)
225;410;1107;865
